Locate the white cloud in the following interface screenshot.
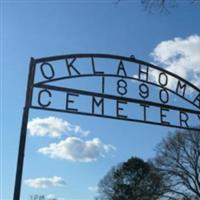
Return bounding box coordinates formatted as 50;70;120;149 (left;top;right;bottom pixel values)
27;117;90;138
46;194;63;200
24;176;65;188
151;35;200;88
46;194;57;200
38;137;116;162
88;186;98;192
46;194;64;200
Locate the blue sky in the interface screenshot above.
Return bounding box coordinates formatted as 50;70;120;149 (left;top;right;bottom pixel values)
1;1;200;200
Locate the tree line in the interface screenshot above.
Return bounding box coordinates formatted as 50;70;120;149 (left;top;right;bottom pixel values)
96;128;200;200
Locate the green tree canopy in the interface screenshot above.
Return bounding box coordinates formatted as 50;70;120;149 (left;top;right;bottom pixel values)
96;157;167;200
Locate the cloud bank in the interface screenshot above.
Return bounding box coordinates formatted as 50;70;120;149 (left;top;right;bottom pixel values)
24;176;65;188
28;117;90;138
151;35;200;88
38;137;116;162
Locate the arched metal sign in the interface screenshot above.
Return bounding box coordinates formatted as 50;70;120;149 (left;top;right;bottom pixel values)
14;54;200;200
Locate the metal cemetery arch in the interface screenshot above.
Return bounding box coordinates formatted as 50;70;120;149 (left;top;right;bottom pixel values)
14;54;200;200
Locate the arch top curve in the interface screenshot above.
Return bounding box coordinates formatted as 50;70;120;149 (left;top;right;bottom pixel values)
34;53;200;93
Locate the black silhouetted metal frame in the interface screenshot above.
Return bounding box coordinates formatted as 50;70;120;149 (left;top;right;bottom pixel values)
13;54;200;200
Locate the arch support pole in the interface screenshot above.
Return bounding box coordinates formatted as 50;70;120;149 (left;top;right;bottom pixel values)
13;58;35;200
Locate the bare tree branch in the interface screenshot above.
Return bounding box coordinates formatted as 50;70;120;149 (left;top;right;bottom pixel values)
154;128;200;199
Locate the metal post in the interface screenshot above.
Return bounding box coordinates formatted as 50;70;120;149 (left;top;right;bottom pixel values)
13;58;35;200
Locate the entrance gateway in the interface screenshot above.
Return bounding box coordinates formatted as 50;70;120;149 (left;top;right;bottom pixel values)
14;54;200;200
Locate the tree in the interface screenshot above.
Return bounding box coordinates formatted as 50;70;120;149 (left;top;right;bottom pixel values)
141;0;176;13
96;157;167;200
141;0;200;13
30;195;45;200
154;128;200;199
29;195;57;200
116;0;200;13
